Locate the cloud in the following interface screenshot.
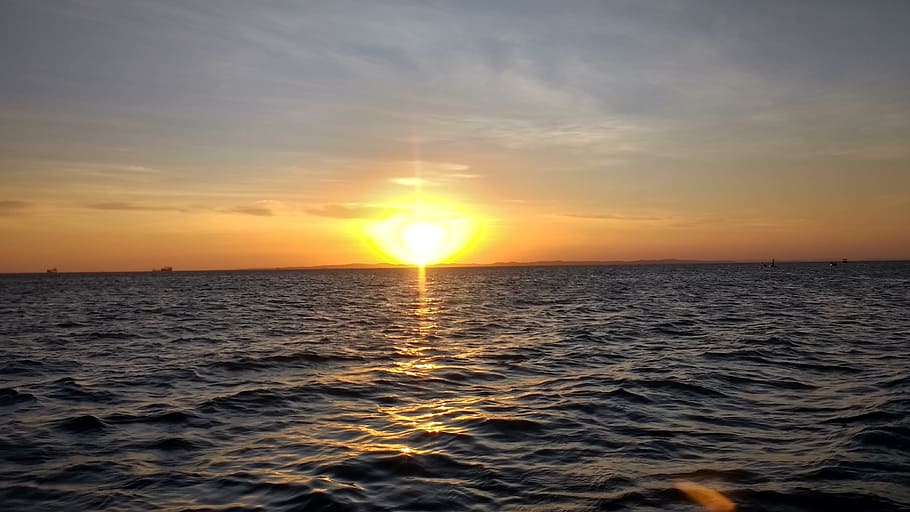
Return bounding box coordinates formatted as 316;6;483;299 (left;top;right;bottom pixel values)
387;162;481;183
810;141;910;161
87;201;185;212
558;212;666;222
389;177;431;187
307;203;400;219
229;205;275;216
0;200;32;215
226;200;283;217
400;161;470;172
668;216;811;230
228;206;275;217
86;200;284;216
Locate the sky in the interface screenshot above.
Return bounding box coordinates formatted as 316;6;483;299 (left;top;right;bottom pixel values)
1;0;909;272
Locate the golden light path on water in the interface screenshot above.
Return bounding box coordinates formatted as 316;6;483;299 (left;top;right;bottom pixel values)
374;266;471;450
278;270;469;490
336;265;737;512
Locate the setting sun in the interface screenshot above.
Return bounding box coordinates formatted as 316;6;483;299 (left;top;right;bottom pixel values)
361;202;480;266
403;221;444;265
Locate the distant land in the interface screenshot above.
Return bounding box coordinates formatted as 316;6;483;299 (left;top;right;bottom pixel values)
276;259;739;270
7;258;906;275
261;258;885;271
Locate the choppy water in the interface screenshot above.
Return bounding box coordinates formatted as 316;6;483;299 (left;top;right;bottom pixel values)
1;263;909;511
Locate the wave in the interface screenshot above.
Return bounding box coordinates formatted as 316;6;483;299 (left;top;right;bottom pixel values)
2;263;908;511
56;414;108;433
0;387;37;406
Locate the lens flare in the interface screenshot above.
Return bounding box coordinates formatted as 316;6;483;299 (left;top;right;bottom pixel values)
675;480;736;512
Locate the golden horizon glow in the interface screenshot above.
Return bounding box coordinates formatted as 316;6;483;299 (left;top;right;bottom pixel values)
360;199;481;266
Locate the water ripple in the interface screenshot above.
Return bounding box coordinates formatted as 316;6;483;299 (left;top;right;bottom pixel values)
1;263;909;511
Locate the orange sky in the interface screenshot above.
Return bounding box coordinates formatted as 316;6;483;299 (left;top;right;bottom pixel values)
2;3;909;272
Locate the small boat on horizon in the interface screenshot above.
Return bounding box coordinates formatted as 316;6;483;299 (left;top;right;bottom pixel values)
46;267;58;273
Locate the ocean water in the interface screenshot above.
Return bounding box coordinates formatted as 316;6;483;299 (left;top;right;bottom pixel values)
1;263;908;512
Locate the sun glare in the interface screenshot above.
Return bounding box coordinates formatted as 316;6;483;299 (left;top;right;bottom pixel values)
403;221;444;265
361;201;480;266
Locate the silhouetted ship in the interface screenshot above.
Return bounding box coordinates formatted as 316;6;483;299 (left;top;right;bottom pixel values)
154;266;173;272
46;267;58;274
762;258;776;268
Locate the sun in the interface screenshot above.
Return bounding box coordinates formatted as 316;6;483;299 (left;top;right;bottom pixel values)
361;202;480;266
403;221;444;266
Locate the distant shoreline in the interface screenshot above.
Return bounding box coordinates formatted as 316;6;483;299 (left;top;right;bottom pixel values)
4;259;908;275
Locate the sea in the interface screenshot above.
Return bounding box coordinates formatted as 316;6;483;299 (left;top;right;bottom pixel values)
1;262;908;511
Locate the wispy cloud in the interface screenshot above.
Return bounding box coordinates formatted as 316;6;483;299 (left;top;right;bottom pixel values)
557;212;667;222
389;177;431;187
307;203;400;219
87;201;185;212
0;200;32;215
558;212;814;233
229;205;275;216
86;200;285;217
226;200;283;217
667;215;813;231
386;161;482;184
399;161;471;173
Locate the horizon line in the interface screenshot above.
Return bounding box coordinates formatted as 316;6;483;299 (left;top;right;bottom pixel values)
4;257;906;275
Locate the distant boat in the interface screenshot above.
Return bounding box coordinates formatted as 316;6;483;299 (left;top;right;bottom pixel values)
46;267;58;274
154;266;173;272
763;258;776;268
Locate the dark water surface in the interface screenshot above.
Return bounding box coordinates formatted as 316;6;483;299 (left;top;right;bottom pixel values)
2;263;909;511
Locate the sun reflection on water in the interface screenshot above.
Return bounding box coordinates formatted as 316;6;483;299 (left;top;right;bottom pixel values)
350;269;741;512
388;266;439;374
364;266;475;455
377;399;471;437
416;265;431;336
